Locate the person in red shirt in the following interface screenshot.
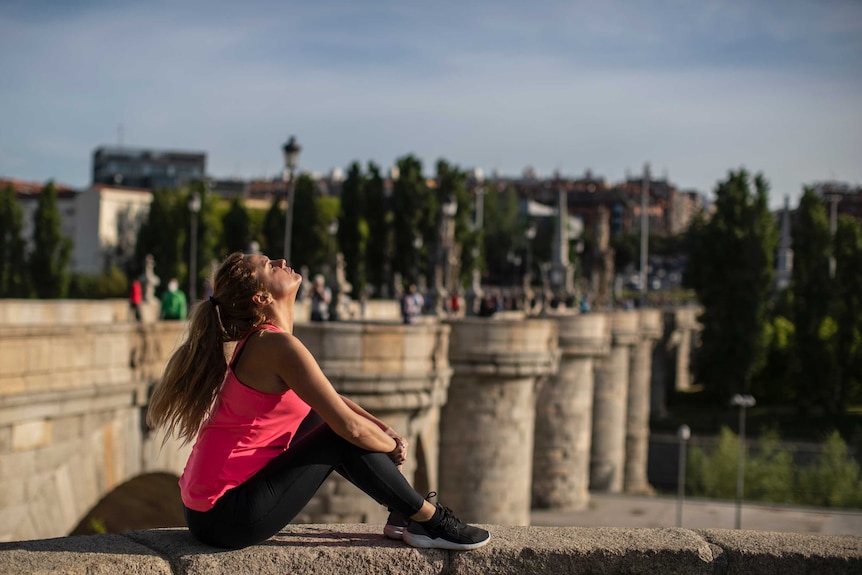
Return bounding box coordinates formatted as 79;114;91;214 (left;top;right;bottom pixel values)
129;279;143;322
147;252;489;551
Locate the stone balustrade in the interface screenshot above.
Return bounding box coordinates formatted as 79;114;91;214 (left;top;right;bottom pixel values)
1;525;860;575
1;299;704;544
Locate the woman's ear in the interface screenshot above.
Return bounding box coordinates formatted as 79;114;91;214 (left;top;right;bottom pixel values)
252;291;272;306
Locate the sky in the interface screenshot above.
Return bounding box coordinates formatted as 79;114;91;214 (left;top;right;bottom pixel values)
1;0;860;208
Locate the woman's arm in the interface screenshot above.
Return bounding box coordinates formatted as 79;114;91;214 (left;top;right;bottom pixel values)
269;332;398;454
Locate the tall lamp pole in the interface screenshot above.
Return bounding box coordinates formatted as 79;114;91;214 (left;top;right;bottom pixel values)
188;190;201;306
525;222;537;285
731;393;756;529
282;136;302;264
639;163;650;308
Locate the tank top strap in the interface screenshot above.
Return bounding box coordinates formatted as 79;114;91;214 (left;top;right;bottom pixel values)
228;323;282;369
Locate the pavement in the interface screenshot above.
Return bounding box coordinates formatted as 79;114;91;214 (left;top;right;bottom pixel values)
531;493;862;536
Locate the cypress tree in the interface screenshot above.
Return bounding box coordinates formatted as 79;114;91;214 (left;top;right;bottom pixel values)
29;181;72;298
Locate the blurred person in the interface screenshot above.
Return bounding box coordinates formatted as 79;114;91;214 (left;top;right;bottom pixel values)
160;278;187;321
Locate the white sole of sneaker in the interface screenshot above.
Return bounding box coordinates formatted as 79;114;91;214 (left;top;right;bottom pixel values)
383;525;405;540
402;531;491;551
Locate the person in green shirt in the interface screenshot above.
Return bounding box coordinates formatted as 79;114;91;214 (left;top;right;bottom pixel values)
160;278;188;320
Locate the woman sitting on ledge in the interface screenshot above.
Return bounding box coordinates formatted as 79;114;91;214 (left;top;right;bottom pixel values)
147;252;490;551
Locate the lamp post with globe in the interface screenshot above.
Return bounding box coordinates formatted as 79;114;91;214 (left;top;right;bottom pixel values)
282;136;302;264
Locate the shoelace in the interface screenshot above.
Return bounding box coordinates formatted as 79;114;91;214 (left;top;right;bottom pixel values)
435;504;466;536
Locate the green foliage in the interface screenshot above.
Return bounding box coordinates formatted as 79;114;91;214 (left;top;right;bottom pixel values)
68;266;129;299
483;184;521;284
743;428;795;503
290;174;321;271
687;427;740;500
339;162;368;294
222;196;252;254
796;431;862;508
752;315;796;403
315;195;341;275
134;188;184;288
832;216;862;409
790;188;835;410
184;182;222;298
0;183;31;297
29;181;73;298
262;195;284;258
363;162;389;295
88;517;107;535
686;427;862;508
392;155;430;284
686;170;777;399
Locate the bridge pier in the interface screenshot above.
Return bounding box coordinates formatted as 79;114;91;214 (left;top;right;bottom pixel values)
294;321;451;524
590;311;639;493
624;309;663;495
532;311;610;511
439;317;558;525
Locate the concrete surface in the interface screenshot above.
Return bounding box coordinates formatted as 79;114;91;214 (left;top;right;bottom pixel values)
1;524;860;575
532;493;862;536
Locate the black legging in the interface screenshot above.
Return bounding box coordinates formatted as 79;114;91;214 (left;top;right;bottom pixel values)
183;416;425;549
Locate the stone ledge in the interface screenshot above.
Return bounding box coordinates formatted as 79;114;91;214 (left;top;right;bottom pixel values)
1;525;860;575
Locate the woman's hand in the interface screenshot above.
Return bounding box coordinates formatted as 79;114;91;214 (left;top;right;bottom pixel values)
385;427;408;465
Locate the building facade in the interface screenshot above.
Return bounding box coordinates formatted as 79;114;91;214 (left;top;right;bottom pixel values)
92;146;206;190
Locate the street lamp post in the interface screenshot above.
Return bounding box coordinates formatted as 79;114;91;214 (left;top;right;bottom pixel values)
676;424;691;527
327;219;339;281
188;190;201;306
731;393;756;529
639;163;650;308
525;222;537;285
282;136;302;264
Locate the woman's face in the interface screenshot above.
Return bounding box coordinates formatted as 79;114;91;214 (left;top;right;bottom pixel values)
246;254;302;301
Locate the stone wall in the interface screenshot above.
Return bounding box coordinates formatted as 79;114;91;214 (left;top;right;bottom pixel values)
1;300;703;542
1;525;859;575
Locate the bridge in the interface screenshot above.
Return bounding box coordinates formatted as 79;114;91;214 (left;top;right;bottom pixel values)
1;299;699;542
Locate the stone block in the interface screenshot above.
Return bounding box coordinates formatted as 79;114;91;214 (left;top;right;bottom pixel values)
11;419;51;451
698;528;862;574
0;533;174;575
0;426;10;453
0;478;25;508
0;503;28;543
0;450;36;480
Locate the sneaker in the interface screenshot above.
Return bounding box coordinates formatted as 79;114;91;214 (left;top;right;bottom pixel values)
402;503;491;551
384;492;436;540
383;510;409;540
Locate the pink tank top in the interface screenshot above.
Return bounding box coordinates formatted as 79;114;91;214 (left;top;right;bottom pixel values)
179;324;312;511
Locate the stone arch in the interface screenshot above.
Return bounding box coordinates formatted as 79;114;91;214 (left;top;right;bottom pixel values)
69;472;184;536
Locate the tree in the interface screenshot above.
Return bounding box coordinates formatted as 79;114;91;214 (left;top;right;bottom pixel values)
184;181;222;299
222;196;252;254
435;159;478;288
29;181;73;298
363;162;389;296
483;184;521;285
262;195;284;258
392;155;429;284
789;188;834;411
291;173;322;272
134;188;184;290
831;215;862;410
338;162;368;294
686;170;777;399
0;183;31;297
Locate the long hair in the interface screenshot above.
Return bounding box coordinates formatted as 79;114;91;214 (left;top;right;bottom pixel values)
147;252;268;444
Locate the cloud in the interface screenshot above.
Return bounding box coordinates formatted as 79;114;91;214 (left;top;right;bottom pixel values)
1;0;860;207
